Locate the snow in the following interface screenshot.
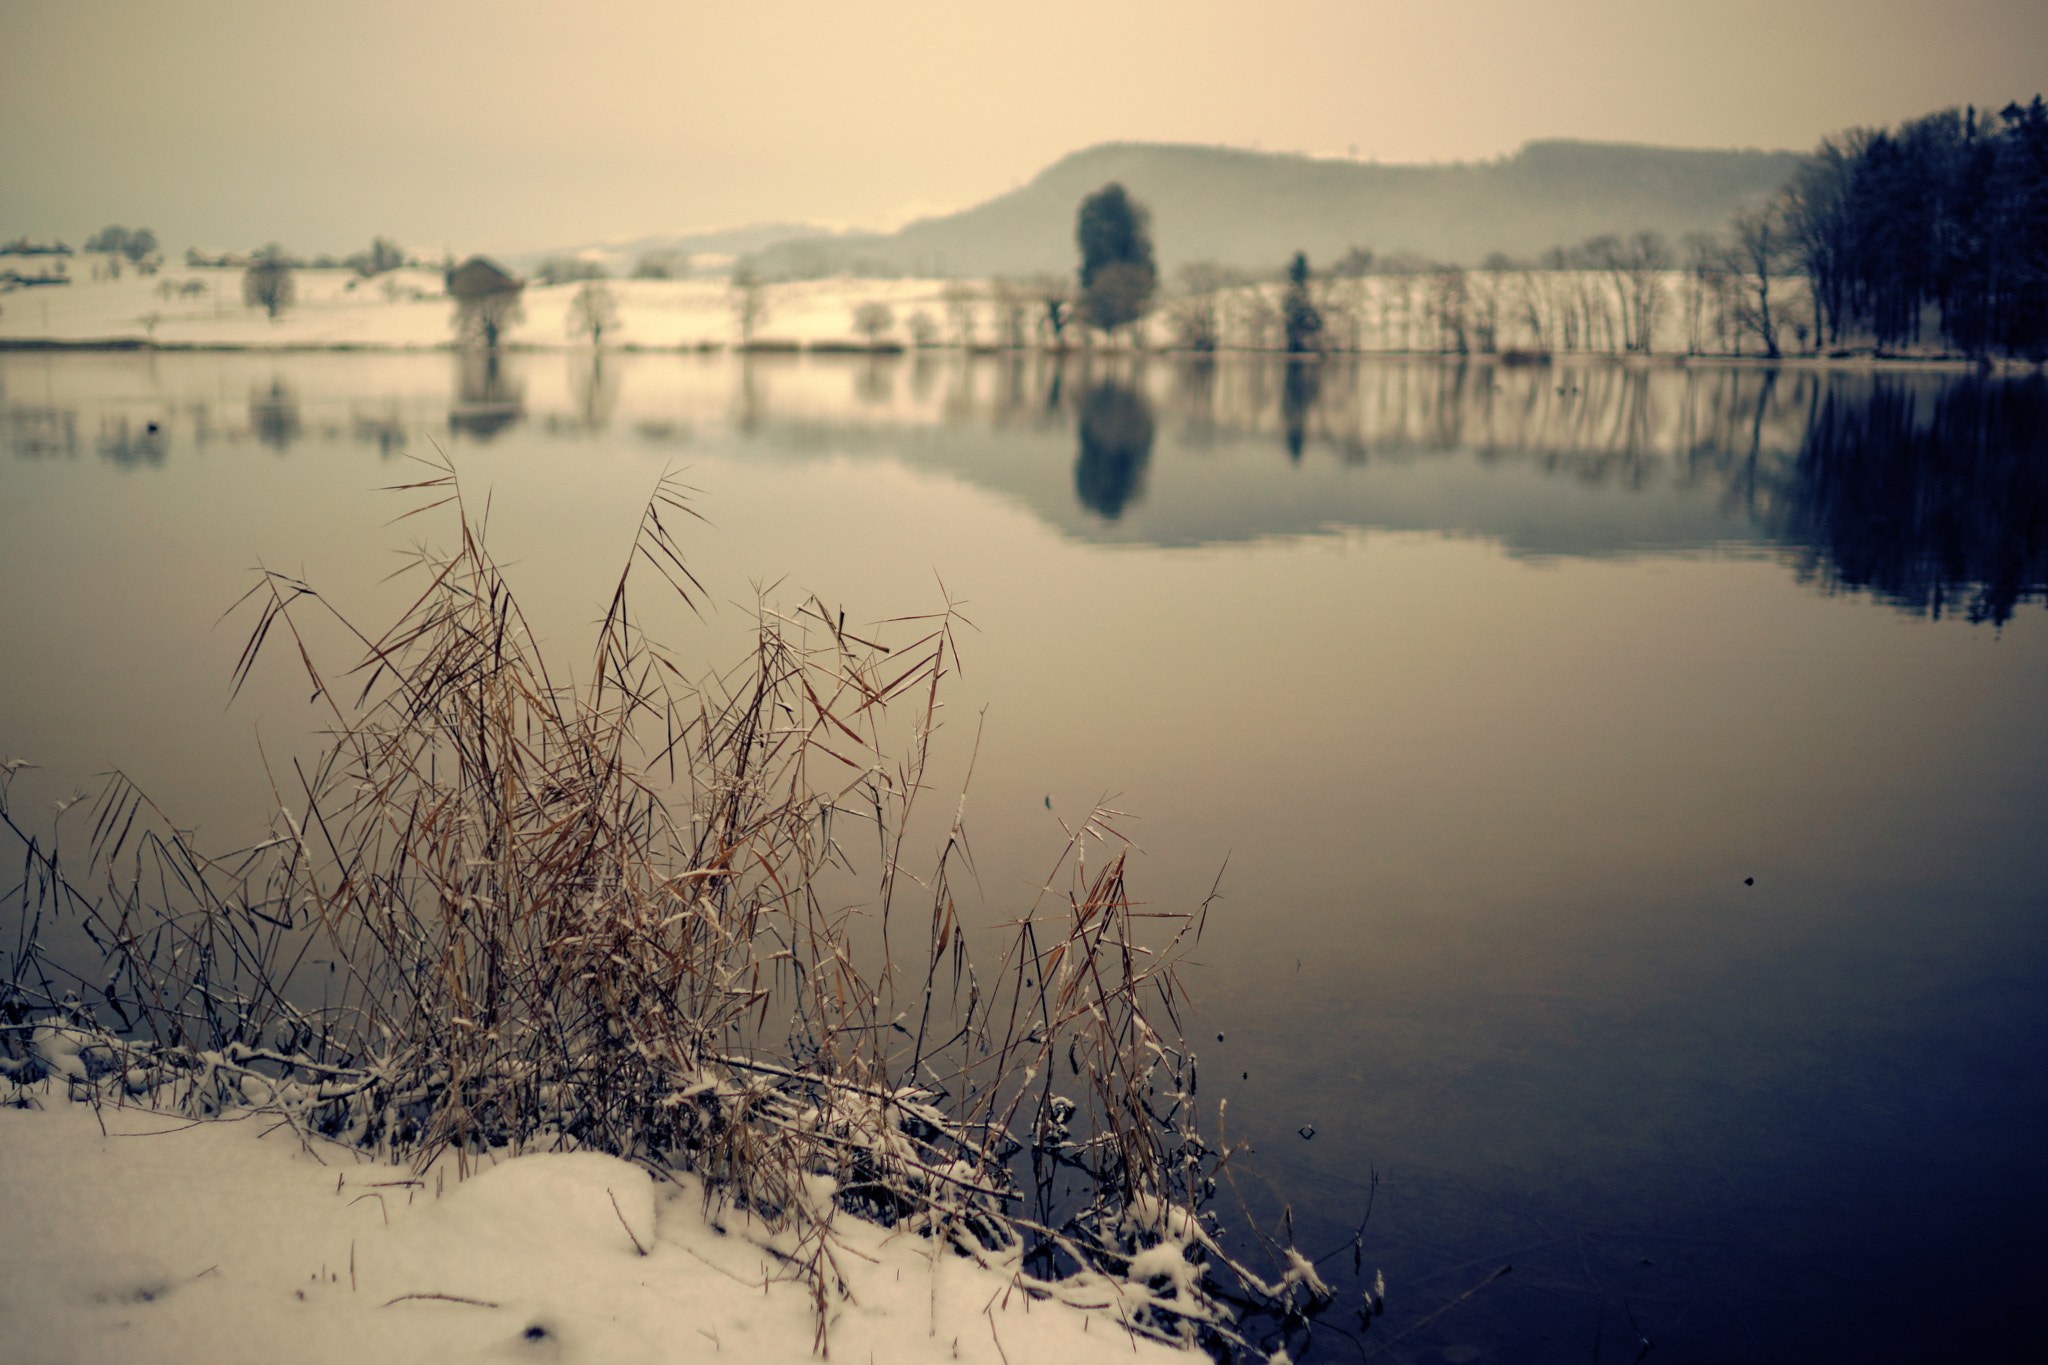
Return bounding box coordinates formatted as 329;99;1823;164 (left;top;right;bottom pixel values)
1;254;1825;356
0;1085;1187;1365
0;268;983;351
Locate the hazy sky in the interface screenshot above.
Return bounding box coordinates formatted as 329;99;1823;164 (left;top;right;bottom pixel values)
4;0;2043;256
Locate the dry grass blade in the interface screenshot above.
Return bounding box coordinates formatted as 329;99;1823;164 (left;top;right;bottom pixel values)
1;465;1335;1363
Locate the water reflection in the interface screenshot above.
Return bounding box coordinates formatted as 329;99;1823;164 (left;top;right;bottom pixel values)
249;378;300;453
4;352;2042;623
1;348;2044;1360
95;414;165;466
1280;357;1320;460
1781;374;2048;625
351;413;408;457
855;354;894;407
1074;380;1154;519
558;351;618;433
8;405;77;458
449;350;524;441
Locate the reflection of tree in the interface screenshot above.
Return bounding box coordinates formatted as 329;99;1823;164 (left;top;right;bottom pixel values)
567;281;619;348
96;414;166;466
734;356;766;434
449;351;524;442
250;379;300;452
568;351;617;431
942;358;977;426
992;353;1032;427
1172;357;1217;448
353;414;407;457
1281;358;1320;460
1042;355;1067;422
855;355;895;407
1074;382;1155;519
448;256;525;350
1781;374;2048;624
10;406;78;458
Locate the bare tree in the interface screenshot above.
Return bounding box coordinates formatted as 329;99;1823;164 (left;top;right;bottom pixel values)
1324;247;1375;351
1030;274;1074;350
905;309;938;348
853;300;896;347
730;267;768;346
941;281;979;349
1235;286;1279;351
242;243;296;320
1729;203;1790;359
1469;253;1512;353
1620;231;1673;353
1781;134;1861;348
347;236;405;278
1569;238;1622;352
1168;262;1230;352
448;256;526;349
1510;260;1551;354
1429;265;1469;353
987;279;1034;349
1537;247;1578;351
567;280;619;347
86;225;159;269
1681;232;1727;355
631;250;688;280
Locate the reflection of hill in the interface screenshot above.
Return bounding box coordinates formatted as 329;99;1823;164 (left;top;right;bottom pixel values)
726;358;1805;560
710;357;2046;622
449;352;525;442
1780;375;2048;624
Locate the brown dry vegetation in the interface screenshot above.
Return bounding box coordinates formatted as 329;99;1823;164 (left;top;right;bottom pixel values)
2;457;1353;1358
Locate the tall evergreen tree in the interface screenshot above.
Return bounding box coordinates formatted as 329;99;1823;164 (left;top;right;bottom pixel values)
1076;183;1157;339
1283;252;1323;353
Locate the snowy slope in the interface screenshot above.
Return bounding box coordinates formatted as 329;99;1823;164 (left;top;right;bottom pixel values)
0;1087;1186;1365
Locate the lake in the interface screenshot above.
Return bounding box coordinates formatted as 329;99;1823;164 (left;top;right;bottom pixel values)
4;348;2045;1362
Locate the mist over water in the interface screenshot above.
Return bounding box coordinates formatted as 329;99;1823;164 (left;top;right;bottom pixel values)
4;350;2045;1361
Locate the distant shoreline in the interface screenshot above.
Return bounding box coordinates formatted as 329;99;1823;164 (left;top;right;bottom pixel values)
0;337;2030;373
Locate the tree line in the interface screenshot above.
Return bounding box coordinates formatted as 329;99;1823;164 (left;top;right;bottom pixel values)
1786;98;2048;358
57;95;2048;361
887;95;2046;362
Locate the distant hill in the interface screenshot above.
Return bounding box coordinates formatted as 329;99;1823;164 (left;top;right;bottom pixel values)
743;140;1808;279
507;222;835;277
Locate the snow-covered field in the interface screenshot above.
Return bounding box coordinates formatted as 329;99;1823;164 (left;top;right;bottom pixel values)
0;1083;1184;1365
0;266;979;352
1;259;1813;356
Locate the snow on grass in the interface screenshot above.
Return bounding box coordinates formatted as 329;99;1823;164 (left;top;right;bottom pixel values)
0;1084;1186;1365
0;268;979;351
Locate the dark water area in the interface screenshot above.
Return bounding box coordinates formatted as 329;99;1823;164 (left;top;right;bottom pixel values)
3;351;2046;1362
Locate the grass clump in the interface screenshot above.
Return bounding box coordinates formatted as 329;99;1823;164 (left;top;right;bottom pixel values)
2;457;1357;1360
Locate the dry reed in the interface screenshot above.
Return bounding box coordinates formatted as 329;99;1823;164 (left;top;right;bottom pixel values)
1;456;1349;1359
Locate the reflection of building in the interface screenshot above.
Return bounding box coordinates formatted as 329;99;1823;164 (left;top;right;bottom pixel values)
449;350;524;441
249;379;300;452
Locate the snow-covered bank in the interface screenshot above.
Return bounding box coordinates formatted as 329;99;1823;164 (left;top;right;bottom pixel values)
6;259;2000;363
0;268;969;352
0;1086;1184;1365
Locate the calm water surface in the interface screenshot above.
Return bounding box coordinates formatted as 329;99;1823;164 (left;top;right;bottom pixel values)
4;350;2046;1362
